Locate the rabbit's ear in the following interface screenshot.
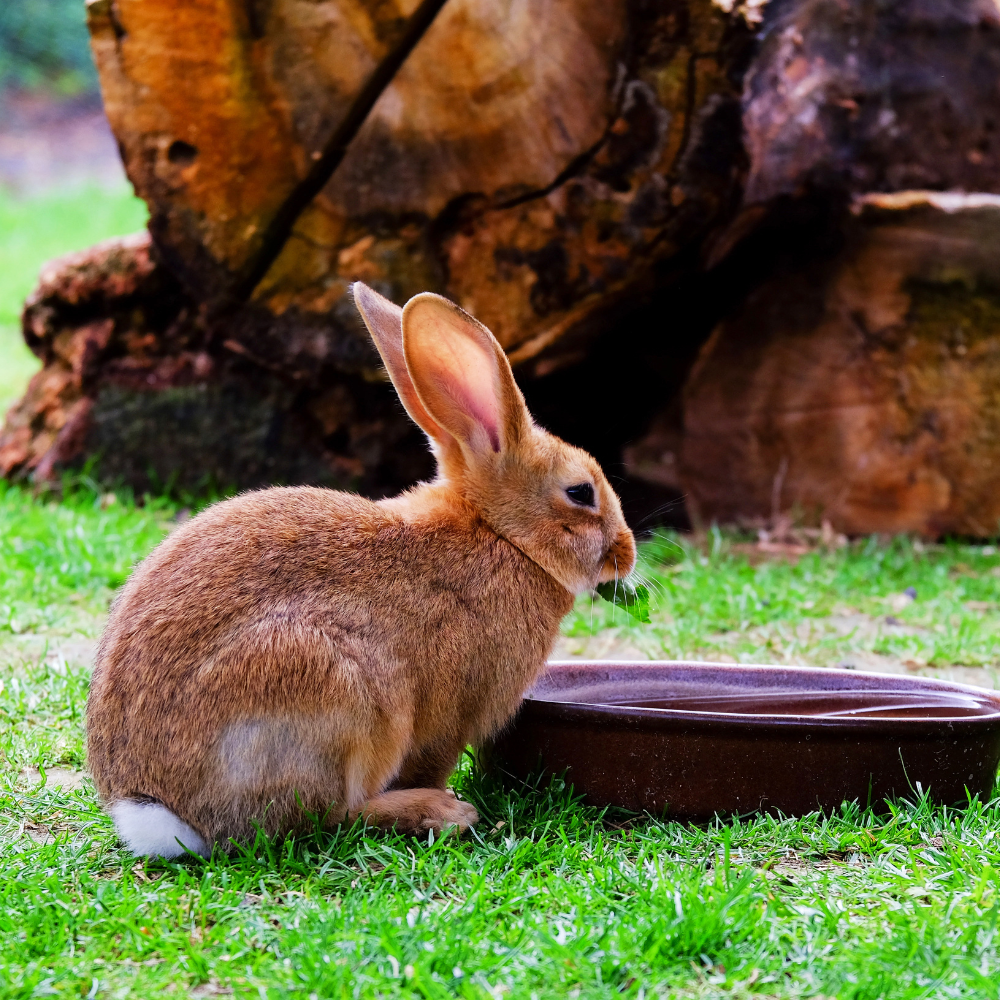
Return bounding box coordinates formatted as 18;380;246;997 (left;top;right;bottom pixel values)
352;283;452;446
401;293;529;460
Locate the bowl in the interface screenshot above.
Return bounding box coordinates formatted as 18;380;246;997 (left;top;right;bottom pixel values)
484;661;1000;818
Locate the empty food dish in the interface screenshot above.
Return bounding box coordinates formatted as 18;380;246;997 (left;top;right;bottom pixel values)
485;661;1000;818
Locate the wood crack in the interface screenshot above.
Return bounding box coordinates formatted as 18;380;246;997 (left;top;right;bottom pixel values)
492;134;610;212
230;0;452;306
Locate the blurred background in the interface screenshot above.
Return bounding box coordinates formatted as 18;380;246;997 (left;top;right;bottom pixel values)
0;0;145;414
1;0;96;101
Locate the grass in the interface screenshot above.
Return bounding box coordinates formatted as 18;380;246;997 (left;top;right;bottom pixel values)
7;757;1000;1000
0;186;149;414
561;532;1000;685
4;481;1000;997
0;478;174;653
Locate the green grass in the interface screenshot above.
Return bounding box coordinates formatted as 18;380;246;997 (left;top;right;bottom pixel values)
0;479;174;641
562;532;1000;682
0;186;149;415
6;757;1000;1000
4;484;1000;997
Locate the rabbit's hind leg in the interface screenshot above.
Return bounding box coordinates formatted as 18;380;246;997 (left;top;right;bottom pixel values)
352;788;478;834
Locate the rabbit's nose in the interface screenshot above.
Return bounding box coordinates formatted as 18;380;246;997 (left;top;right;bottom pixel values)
598;529;637;582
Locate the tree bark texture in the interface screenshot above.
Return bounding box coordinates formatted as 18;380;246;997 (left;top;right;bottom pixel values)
0;232;434;494
627;0;1000;535
0;0;752;498
4;0;1000;535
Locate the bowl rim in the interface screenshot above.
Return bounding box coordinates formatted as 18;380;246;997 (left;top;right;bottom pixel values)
525;660;1000;731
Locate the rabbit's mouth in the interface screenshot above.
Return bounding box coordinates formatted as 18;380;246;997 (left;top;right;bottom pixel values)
597;529;637;584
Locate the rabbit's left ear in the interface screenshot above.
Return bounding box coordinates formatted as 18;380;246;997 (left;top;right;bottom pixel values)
401;293;529;461
352;283;453;449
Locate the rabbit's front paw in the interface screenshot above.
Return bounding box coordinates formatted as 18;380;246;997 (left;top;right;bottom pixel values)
418;793;479;833
357;787;479;834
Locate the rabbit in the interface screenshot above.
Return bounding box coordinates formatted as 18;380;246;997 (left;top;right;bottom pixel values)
86;282;637;857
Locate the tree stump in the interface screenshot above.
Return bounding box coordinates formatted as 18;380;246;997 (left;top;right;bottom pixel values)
1;0;753;497
626;0;1000;534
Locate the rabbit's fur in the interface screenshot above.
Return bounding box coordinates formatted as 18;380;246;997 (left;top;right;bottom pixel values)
86;284;636;856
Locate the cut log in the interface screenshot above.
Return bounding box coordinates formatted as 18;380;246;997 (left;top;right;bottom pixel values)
90;0;629;304
1;0;753;493
624;0;1000;534
677;194;1000;537
85;0;751;363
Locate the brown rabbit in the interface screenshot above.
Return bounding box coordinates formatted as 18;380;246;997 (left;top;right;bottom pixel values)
86;283;636;857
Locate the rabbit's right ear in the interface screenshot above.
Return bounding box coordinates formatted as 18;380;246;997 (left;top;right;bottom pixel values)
401;293;529;462
352;283;452;448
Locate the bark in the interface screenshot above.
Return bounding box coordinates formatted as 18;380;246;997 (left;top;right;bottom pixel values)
624;0;1000;534
742;0;1000;206
0;234;432;494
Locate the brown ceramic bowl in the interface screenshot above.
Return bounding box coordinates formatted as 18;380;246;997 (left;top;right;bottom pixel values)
485;661;1000;818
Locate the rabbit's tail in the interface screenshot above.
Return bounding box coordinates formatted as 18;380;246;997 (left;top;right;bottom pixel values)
109;799;209;858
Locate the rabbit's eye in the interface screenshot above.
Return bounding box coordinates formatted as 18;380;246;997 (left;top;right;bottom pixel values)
565;483;595;507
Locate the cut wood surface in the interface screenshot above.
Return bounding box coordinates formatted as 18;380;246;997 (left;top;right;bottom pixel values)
87;0;748;364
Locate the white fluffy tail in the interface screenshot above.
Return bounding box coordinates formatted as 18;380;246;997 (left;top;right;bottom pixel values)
109;800;209;858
